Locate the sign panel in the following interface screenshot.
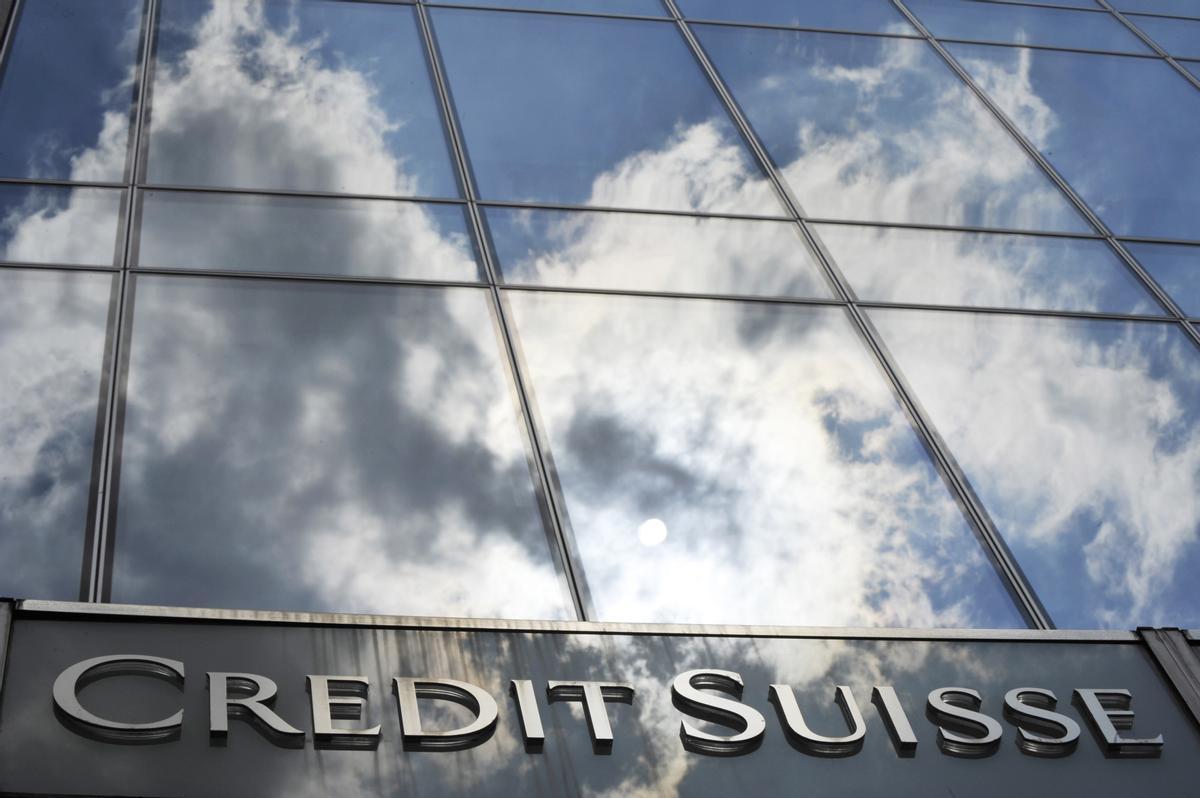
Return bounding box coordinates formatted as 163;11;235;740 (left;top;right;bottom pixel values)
0;606;1196;797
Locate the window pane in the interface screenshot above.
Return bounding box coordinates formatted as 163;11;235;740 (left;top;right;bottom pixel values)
112;277;572;619
428;0;667;15
677;0;916;35
137;191;481;281
507;291;1025;627
0;185;123;267
953;44;1200;240
1186;59;1200;79
145;0;458;197
1116;0;1200;16
0;268;113;600
431;10;781;214
871;308;1200;628
817;224;1162;313
0;0;142;181
1126;241;1200;315
1130;14;1200;56
697;26;1089;232
487;207;833;297
907;0;1150;52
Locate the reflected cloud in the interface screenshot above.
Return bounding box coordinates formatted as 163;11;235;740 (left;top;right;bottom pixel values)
508;292;1024;628
871;309;1200;628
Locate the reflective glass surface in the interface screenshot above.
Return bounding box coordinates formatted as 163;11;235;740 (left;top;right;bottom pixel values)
428;0;667;15
0;184;123;267
0;0;142;181
952;44;1200;240
907;0;1150;52
8;618;1198;797
145;0;458;197
0;269;113;600
431;10;781;214
1187;58;1200;79
816;224;1161;313
112;276;572;619
871;309;1200;628
137;191;481;281
487;207;833;297
1125;241;1200;315
507;291;1024;627
1117;0;1200;16
676;0;916;34
1130;14;1200;56
697;26;1089;232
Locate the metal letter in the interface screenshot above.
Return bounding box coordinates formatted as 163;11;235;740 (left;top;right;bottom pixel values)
671;669;765;756
1072;689;1163;758
510;679;545;750
1003;688;1079;757
926;687;1002;758
871;686;918;757
769;684;865;756
52;654;185;742
546;680;635;752
393;677;498;751
307;676;380;747
208;672;304;745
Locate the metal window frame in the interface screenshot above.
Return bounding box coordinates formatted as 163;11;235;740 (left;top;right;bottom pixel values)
2;0;1199;632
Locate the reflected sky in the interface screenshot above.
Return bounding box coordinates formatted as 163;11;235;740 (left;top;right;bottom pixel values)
486;207;833;298
112;276;572;619
137;190;481;280
1125;241;1200;316
1117;0;1200;15
696;26;1090;232
0;268;113;601
1129;13;1200;56
0;0;141;181
0;184;123;267
507;291;1024;627
145;0;458;196
952;43;1200;241
907;0;1151;52
1187;59;1200;79
676;0;916;34
871;308;1200;628
428;0;667;15
431;9;782;214
816;224;1162;313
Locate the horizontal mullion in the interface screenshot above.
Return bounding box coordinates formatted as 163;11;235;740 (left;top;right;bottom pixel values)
805;216;1107;239
0;261;121;275
133;183;468;206
932;35;1159;58
857;299;1178;323
420;2;672;24
686;17;923;39
130;266;488;290
0;176;126;190
477;198;792;222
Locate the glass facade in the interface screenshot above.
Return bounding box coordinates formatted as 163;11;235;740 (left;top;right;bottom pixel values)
2;0;1200;632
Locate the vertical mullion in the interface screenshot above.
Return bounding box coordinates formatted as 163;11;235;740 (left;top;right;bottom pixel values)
1095;0;1200;92
890;0;1200;357
87;0;159;602
413;0;594;621
666;0;1054;629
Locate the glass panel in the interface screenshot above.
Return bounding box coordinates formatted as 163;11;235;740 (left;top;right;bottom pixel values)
1117;0;1200;16
953;44;1200;241
137;191;481;281
428;0;667;15
676;0;916;35
1186;58;1200;79
0;268;112;600
1126;240;1200;315
907;0;1151;52
0;0;142;181
697;26;1089;233
487;207;833;297
1130;14;1200;56
507;290;1025;627
431;10;781;214
0;185;122;267
817;224;1162;313
145;0;458;197
871;308;1200;628
112;276;572;619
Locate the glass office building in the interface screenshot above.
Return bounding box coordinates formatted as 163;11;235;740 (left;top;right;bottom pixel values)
1;0;1200;795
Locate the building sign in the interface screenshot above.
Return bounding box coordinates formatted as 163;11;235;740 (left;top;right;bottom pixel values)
0;603;1198;796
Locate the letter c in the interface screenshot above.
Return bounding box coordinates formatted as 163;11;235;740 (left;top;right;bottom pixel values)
53;654;185;742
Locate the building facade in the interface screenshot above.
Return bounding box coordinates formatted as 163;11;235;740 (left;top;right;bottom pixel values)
1;0;1200;794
